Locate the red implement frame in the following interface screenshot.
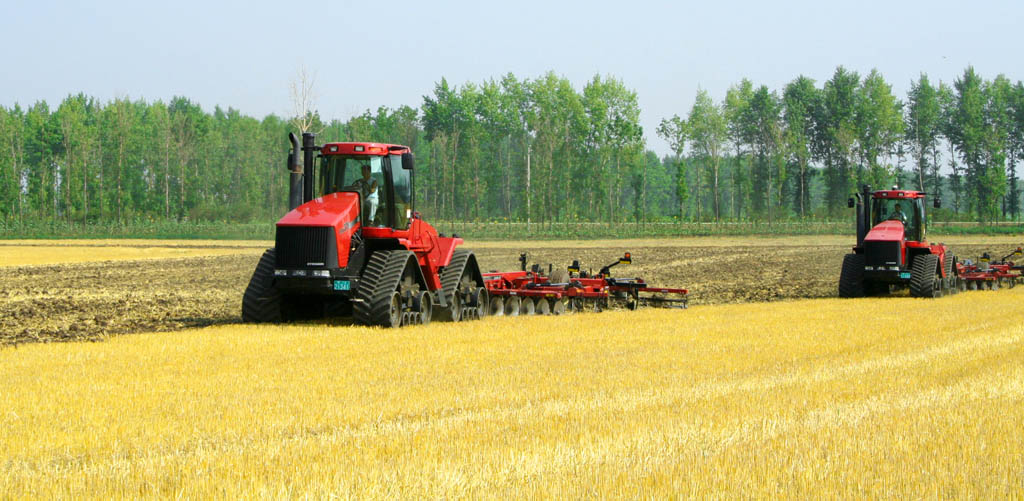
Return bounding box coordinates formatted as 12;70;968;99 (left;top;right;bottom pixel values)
954;247;1024;290
482;253;688;313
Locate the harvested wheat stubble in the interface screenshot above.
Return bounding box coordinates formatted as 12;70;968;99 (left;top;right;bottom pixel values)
2;290;1023;498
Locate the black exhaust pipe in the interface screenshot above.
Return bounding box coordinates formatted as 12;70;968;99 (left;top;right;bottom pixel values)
287;133;303;211
301;132;317;204
856;185;871;246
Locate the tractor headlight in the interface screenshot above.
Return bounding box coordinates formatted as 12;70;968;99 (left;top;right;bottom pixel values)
889;266;899;271
311;270;330;278
865;266;874;271
293;270;307;277
274;270;287;276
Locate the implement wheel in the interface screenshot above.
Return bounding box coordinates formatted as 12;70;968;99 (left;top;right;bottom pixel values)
503;296;521;316
521;297;536;315
488;296;505;316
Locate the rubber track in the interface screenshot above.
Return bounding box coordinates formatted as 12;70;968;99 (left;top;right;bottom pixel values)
838;253;865;298
910;253;939;298
241;249;282;322
439;249;471;313
943;253;955;293
353;250;413;326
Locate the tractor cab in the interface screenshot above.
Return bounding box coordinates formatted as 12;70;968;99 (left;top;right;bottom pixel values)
317;142;414;230
869;190;926;243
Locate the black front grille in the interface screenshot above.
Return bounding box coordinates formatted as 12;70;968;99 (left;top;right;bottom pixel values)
275;226;336;268
865;241;901;267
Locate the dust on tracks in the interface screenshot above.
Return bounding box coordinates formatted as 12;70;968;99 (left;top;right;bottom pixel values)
0;242;1006;345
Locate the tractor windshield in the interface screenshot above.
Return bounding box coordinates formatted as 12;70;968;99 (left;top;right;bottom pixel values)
319;155;385;226
871;197;923;241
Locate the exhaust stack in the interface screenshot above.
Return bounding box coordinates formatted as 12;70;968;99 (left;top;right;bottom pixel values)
302;132;317;204
856;185;871;246
287;133;303;211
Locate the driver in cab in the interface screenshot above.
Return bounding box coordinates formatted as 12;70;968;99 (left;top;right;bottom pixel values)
352;164;379;223
888;203;907;225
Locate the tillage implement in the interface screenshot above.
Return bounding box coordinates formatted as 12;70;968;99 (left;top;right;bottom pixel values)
955;248;1024;290
242;133;691;327
482;253;689;315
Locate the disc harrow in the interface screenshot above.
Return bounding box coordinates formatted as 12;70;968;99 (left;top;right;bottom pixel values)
955;247;1024;291
482;252;688;316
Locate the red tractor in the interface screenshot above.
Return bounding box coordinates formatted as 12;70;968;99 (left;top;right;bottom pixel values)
839;185;957;298
242;133;487;327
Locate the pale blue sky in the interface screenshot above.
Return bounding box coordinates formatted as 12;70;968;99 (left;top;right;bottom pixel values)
1;0;1020;154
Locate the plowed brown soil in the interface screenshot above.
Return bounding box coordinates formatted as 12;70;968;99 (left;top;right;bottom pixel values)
0;239;1013;345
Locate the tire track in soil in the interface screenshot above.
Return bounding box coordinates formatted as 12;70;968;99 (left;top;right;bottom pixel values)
0;243;1004;345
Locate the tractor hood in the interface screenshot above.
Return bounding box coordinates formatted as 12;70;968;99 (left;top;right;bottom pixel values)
864;220;905;243
277;192;360;229
276;192;361;268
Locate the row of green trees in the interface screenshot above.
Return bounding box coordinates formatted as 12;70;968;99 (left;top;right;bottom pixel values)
0;66;1021;227
659;66;1024;223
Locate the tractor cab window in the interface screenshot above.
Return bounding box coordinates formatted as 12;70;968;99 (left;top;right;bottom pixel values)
390;154;412;230
319;155;385;226
872;198;922;241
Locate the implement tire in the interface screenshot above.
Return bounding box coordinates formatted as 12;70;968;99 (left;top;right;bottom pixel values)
242;249;282;323
910;253;941;298
838;253;866;298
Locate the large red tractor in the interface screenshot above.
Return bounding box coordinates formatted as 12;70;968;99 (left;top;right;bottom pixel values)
839;185;957;298
242;133;487;327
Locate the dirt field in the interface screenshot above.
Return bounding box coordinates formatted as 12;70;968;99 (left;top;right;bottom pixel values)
0;238;1019;344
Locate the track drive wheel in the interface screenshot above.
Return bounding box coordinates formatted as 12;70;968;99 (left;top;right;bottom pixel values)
910;254;941;298
242;249;283;323
354;250;418;327
838;253;866;298
437;249;484;322
943;253;956;294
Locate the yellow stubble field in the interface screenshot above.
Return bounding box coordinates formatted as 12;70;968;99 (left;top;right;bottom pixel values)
2;288;1022;498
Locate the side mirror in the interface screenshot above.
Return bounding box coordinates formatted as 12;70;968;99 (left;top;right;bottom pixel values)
401;152;415;170
933;198;941;209
847;198;855;208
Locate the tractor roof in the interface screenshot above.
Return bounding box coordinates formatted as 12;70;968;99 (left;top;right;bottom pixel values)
320;142;411;156
872;189;925;200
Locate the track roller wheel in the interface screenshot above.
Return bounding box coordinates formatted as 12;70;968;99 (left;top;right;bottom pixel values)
838;253;866;298
488;296;505;316
910;254;941;298
415;291;433;325
472;287;488;318
536;298;551;315
503;296;521;316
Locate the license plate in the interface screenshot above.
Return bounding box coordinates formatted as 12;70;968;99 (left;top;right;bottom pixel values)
333;280;351;291
899;272;911;279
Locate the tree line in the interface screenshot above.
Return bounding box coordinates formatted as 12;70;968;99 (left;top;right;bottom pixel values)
0;66;1021;228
